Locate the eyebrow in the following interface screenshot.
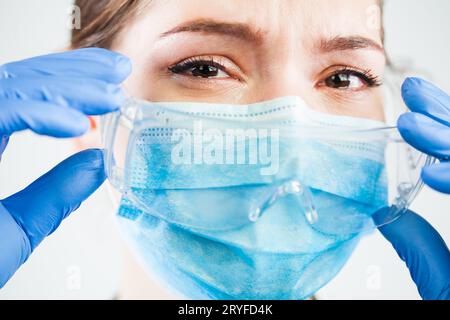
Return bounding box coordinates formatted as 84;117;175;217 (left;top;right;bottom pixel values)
161;19;385;55
160;19;265;45
319;36;385;54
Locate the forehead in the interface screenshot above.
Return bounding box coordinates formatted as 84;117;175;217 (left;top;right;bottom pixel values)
147;0;383;44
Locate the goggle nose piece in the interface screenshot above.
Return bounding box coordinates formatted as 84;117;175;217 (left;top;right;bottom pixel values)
248;180;319;225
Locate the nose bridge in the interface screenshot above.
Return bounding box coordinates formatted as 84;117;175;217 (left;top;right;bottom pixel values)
255;52;310;101
248;0;313;102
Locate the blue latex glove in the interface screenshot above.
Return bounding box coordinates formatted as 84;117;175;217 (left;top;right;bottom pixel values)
377;77;450;300
399;77;450;193
0;48;132;287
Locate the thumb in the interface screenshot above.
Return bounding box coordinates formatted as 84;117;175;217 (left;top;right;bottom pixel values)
376;208;450;299
1;149;106;251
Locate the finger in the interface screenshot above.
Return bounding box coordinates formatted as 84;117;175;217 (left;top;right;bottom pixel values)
376;208;450;300
398;112;450;159
0;202;31;287
1;149;106;250
0;48;132;84
0;76;125;115
422;162;450;194
0;100;89;137
402;77;450;127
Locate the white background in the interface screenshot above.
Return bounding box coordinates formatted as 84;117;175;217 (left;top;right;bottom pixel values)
0;0;449;299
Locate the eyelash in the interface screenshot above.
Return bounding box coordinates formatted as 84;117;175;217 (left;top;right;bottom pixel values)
329;67;382;87
169;56;231;78
168;57;382;88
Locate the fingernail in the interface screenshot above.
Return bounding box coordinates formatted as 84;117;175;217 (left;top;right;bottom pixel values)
403;77;421;93
116;54;128;65
112;86;127;106
116;55;132;71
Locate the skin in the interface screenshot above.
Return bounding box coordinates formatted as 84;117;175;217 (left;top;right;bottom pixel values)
81;0;386;298
110;0;386;120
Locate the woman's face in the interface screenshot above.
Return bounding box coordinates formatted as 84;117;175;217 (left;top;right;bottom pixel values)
104;0;387;298
113;0;385;120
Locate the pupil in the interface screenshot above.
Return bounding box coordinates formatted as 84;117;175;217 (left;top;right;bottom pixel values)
328;74;351;88
192;64;219;78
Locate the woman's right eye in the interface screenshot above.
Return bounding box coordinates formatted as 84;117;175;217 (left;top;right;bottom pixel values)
168;56;235;80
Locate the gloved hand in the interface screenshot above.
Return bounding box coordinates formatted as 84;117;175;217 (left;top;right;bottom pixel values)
377;77;450;300
0;48;132;287
399;77;450;193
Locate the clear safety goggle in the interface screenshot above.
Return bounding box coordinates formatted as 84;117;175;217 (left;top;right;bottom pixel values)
102;98;434;236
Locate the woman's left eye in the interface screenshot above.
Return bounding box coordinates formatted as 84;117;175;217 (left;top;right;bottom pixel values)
323;69;381;90
169;57;232;79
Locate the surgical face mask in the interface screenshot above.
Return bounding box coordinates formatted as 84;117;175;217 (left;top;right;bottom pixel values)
102;96;431;299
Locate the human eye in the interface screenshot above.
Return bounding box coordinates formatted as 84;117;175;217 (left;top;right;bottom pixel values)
168;55;241;80
319;66;382;91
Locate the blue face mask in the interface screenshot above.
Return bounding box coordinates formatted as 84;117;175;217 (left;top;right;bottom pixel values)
106;96;390;299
